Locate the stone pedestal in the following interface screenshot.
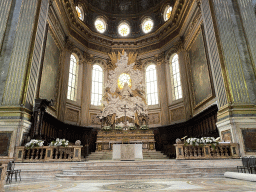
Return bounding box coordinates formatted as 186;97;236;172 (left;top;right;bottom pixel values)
217;116;256;156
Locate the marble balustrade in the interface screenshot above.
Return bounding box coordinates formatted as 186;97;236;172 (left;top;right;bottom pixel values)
15;146;82;162
174;143;240;160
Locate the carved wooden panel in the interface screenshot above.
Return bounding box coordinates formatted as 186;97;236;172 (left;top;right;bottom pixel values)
0;132;12;156
242;128;256;152
170;107;185;122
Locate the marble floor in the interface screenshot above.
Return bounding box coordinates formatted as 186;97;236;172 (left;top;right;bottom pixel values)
4;178;256;192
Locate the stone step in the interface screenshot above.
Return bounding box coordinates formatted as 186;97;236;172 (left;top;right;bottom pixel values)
77;160;185;166
71;164;187;170
62;168;195;175
55;172;202;180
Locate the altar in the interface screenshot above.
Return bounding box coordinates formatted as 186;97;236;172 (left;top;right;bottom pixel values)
95;50;156;153
112;143;143;161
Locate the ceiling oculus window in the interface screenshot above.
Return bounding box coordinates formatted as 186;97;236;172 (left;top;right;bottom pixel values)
142;18;154;34
118;22;130;37
95;18;106;33
163;5;173;21
76;6;84;21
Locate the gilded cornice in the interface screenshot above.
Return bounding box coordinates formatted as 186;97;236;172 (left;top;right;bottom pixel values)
60;0;187;54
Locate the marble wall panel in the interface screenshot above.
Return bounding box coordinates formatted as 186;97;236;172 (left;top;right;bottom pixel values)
242;128;256;152
170;107;185;122
0;132;12;156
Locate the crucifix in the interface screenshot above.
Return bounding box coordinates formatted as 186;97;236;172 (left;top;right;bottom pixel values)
121;105;129;126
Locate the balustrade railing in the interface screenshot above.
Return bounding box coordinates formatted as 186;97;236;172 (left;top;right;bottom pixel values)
15;146;82;162
174;143;240;159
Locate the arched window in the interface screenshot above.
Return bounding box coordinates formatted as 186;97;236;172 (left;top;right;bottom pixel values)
91;65;103;106
146;64;159;105
67;54;78;101
170;54;182;100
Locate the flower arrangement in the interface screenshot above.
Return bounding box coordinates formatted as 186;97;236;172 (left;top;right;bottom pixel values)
102;126;111;131
25;139;44;149
184;137;220;147
140;125;149;130
129;126;136;130
114;126;123;130
49;138;69;147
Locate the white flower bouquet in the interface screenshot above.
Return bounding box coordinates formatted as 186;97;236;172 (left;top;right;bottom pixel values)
140;125;149;130
25;139;44;149
49;138;69;147
102;126;112;131
184;137;220;147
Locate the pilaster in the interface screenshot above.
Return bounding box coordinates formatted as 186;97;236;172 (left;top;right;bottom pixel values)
200;0;256;156
80;53;93;126
156;53;170;125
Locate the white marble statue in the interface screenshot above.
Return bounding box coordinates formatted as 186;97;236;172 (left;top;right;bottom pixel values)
99;51;148;127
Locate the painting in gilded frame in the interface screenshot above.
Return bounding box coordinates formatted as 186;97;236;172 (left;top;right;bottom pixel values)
188;28;213;108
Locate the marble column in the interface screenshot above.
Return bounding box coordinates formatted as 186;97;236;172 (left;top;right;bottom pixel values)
199;0;256;156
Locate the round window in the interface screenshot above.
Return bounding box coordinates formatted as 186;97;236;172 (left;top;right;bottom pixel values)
118;22;130;37
163;5;172;21
142;18;154;34
95;18;106;33
118;73;131;89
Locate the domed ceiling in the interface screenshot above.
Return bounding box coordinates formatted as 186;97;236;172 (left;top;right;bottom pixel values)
87;0;164;15
74;0;175;38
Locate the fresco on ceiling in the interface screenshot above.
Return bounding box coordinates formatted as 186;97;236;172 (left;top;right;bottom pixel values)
189;29;212;108
88;0;161;13
39;31;60;104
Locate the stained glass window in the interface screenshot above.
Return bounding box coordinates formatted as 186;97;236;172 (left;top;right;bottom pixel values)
164;5;172;21
76;6;83;21
91;65;103;106
118;22;130;37
95;18;106;33
170;54;182;100
146;65;159;105
118;73;131;89
142;18;154;34
67;54;78;101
